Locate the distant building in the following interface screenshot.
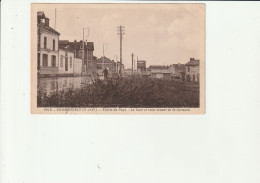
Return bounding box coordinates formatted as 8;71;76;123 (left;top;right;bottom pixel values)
147;65;171;79
169;63;185;80
37;11;60;76
96;56;116;76
137;60;146;73
59;40;96;75
185;58;200;82
124;68;133;75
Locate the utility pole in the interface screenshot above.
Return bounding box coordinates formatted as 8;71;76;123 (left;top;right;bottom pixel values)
116;55;118;74
54;8;57;30
117;25;125;77
131;53;134;75
136;56;138;72
82;28;85;74
82;27;89;75
102;43;105;71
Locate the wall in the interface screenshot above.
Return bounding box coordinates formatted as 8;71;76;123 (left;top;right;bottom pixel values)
185;65;200;81
39;50;59;68
58;49;74;74
40;32;59;51
74;58;83;75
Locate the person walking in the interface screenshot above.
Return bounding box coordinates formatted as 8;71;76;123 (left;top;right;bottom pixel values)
103;67;108;80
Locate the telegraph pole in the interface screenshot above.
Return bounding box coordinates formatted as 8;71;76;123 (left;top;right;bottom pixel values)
102;43;105;71
82;27;89;75
54;8;57;30
117;25;125;77
131;53;134;75
82;28;85;74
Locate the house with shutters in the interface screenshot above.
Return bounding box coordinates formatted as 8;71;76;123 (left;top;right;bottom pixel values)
37;11;60;77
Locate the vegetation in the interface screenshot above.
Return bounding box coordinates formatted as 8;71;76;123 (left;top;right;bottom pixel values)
37;76;200;108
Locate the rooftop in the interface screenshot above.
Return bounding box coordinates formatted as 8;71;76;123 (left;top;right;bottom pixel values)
148;65;168;70
39;23;60;36
185;58;200;66
96;56;115;64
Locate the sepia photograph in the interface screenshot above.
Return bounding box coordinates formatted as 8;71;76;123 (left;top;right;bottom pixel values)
31;3;205;114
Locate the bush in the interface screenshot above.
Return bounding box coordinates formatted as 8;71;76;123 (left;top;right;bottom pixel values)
37;76;199;108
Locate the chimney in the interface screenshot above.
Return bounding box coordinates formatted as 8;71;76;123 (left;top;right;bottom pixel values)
190;58;195;61
45;18;49;27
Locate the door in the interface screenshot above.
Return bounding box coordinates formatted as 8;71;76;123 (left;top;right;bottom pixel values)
65;56;68;71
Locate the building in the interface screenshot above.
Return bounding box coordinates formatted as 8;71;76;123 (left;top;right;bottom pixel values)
137;60;146;73
185;58;200;82
169;63;186;80
96;56;116;76
59;40;96;75
147;65;171;79
58;49;74;75
124;68;133;75
37;11;60;77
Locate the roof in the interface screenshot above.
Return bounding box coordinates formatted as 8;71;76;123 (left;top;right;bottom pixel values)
39;23;60;36
59;40;94;52
96;56;115;64
59;40;69;45
148;65;168;70
59;48;74;54
151;70;171;74
171;64;185;70
185;59;200;66
37;12;45;19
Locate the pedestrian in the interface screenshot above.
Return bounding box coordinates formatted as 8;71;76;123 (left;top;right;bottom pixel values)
103;67;108;80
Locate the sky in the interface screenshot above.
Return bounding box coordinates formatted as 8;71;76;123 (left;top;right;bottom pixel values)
35;4;205;69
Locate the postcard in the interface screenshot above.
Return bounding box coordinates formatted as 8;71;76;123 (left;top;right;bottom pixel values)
31;3;205;114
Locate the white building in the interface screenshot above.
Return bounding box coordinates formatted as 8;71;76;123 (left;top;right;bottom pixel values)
37;12;60;76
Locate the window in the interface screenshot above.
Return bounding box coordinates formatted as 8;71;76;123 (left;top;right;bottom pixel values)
42;54;48;66
53;39;55;51
70;57;72;68
187;66;190;72
60;56;63;67
51;55;56;67
65;57;68;71
37;53;40;70
44;37;47;49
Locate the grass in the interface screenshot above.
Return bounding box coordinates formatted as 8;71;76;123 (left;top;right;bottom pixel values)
37;76;200;108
